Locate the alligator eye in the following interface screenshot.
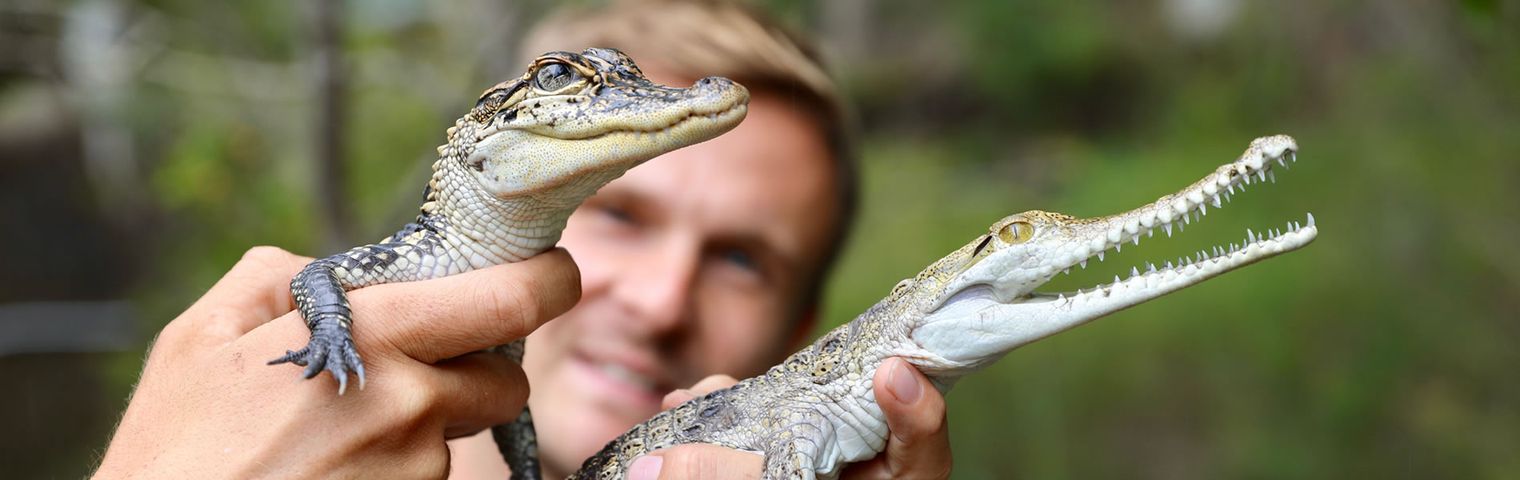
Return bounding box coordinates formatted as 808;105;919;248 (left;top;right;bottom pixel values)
997;221;1035;244
534;62;579;91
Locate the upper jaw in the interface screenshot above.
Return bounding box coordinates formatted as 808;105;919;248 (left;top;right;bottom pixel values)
477;79;750;143
1046;135;1306;278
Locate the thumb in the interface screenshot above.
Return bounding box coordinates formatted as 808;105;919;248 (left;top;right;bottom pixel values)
872;357;952;479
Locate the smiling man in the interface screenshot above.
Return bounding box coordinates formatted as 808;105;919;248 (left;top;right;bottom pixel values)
447;1;953;479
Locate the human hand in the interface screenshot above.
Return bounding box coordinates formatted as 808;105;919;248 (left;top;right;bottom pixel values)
94;246;580;479
626;357;952;480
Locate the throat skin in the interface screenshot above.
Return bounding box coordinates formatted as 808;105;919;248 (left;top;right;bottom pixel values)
570;135;1318;479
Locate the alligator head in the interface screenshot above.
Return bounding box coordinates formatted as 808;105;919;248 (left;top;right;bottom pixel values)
906;135;1317;375
436;47;750;202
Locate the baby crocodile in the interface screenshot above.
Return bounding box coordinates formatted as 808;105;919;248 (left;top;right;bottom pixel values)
268;48;748;480
574;135;1317;479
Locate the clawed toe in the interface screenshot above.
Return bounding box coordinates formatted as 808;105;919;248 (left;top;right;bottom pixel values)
268;333;365;394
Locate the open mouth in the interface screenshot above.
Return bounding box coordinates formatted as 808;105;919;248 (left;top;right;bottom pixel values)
1029;135;1319;303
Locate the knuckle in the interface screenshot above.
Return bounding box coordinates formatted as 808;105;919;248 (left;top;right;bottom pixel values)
482;280;537;342
391;368;445;420
239;245;293;268
405;443;451;479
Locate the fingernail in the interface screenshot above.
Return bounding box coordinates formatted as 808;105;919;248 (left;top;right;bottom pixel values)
627;455;663;480
887;359;922;404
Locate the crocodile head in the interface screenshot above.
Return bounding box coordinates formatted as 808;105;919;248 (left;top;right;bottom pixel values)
441;47;749;200
906;135;1318;375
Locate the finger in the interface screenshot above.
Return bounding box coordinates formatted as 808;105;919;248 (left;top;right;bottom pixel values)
425;351;531;439
625;444;763;480
181;246;312;335
349;249;581;363
661;374;740;409
869;357;952;480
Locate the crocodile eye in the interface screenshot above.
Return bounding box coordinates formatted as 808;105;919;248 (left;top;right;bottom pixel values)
997;221;1035;244
534;62;579;91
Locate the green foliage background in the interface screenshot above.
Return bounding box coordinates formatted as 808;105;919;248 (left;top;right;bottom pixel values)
2;0;1515;478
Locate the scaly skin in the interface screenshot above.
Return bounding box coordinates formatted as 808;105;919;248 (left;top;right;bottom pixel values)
266;48;749;480
572;135;1318;479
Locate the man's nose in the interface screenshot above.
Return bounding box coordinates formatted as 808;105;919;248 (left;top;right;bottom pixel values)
615;241;698;334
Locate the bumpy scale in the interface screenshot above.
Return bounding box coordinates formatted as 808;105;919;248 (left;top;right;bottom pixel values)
268;48;750;480
572;135;1319;479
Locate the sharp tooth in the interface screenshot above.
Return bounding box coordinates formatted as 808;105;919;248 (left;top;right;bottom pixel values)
1132;236;1140;246
1200;203;1208;215
1164;224;1173;237
1165;261;1174;270
1098;251;1105;261
1114;243;1122;252
1277;157;1286;167
1243;174;1252;185
1247;228;1256;242
1058;293;1066;302
1290;152;1297;162
1113;275;1122;286
1307;212;1316;226
1268;170;1277;183
1183;214;1191;225
1178;221;1186;232
1224;191;1233;202
1131;266;1140;277
1258;170;1268;182
1147;228;1154;238
1228;184;1237;195
1211;195;1222;207
1063;268;1071;275
1147;262;1157;272
1080;260;1088;269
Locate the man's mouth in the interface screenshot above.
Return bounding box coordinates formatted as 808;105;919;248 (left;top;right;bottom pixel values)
571;350;675;410
592;360;658;392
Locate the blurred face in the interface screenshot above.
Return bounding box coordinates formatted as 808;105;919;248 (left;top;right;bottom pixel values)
522;87;839;476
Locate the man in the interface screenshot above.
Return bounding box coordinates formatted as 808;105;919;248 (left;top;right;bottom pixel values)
446;3;950;478
95;2;951;479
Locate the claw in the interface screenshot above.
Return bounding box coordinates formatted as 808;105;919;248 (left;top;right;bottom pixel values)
270;328;365;394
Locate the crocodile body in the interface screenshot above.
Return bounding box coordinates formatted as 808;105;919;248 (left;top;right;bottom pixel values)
573;136;1319;479
266;48;749;480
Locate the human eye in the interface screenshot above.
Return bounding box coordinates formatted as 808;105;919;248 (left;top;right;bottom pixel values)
598;203;634;225
720;247;758;272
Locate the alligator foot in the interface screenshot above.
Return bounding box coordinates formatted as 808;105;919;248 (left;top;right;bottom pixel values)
268;321;365;394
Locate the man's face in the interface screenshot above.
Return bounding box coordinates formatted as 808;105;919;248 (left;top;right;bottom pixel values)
522;88;840;475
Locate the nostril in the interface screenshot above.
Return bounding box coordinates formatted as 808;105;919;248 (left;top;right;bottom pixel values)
695;77;725;88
